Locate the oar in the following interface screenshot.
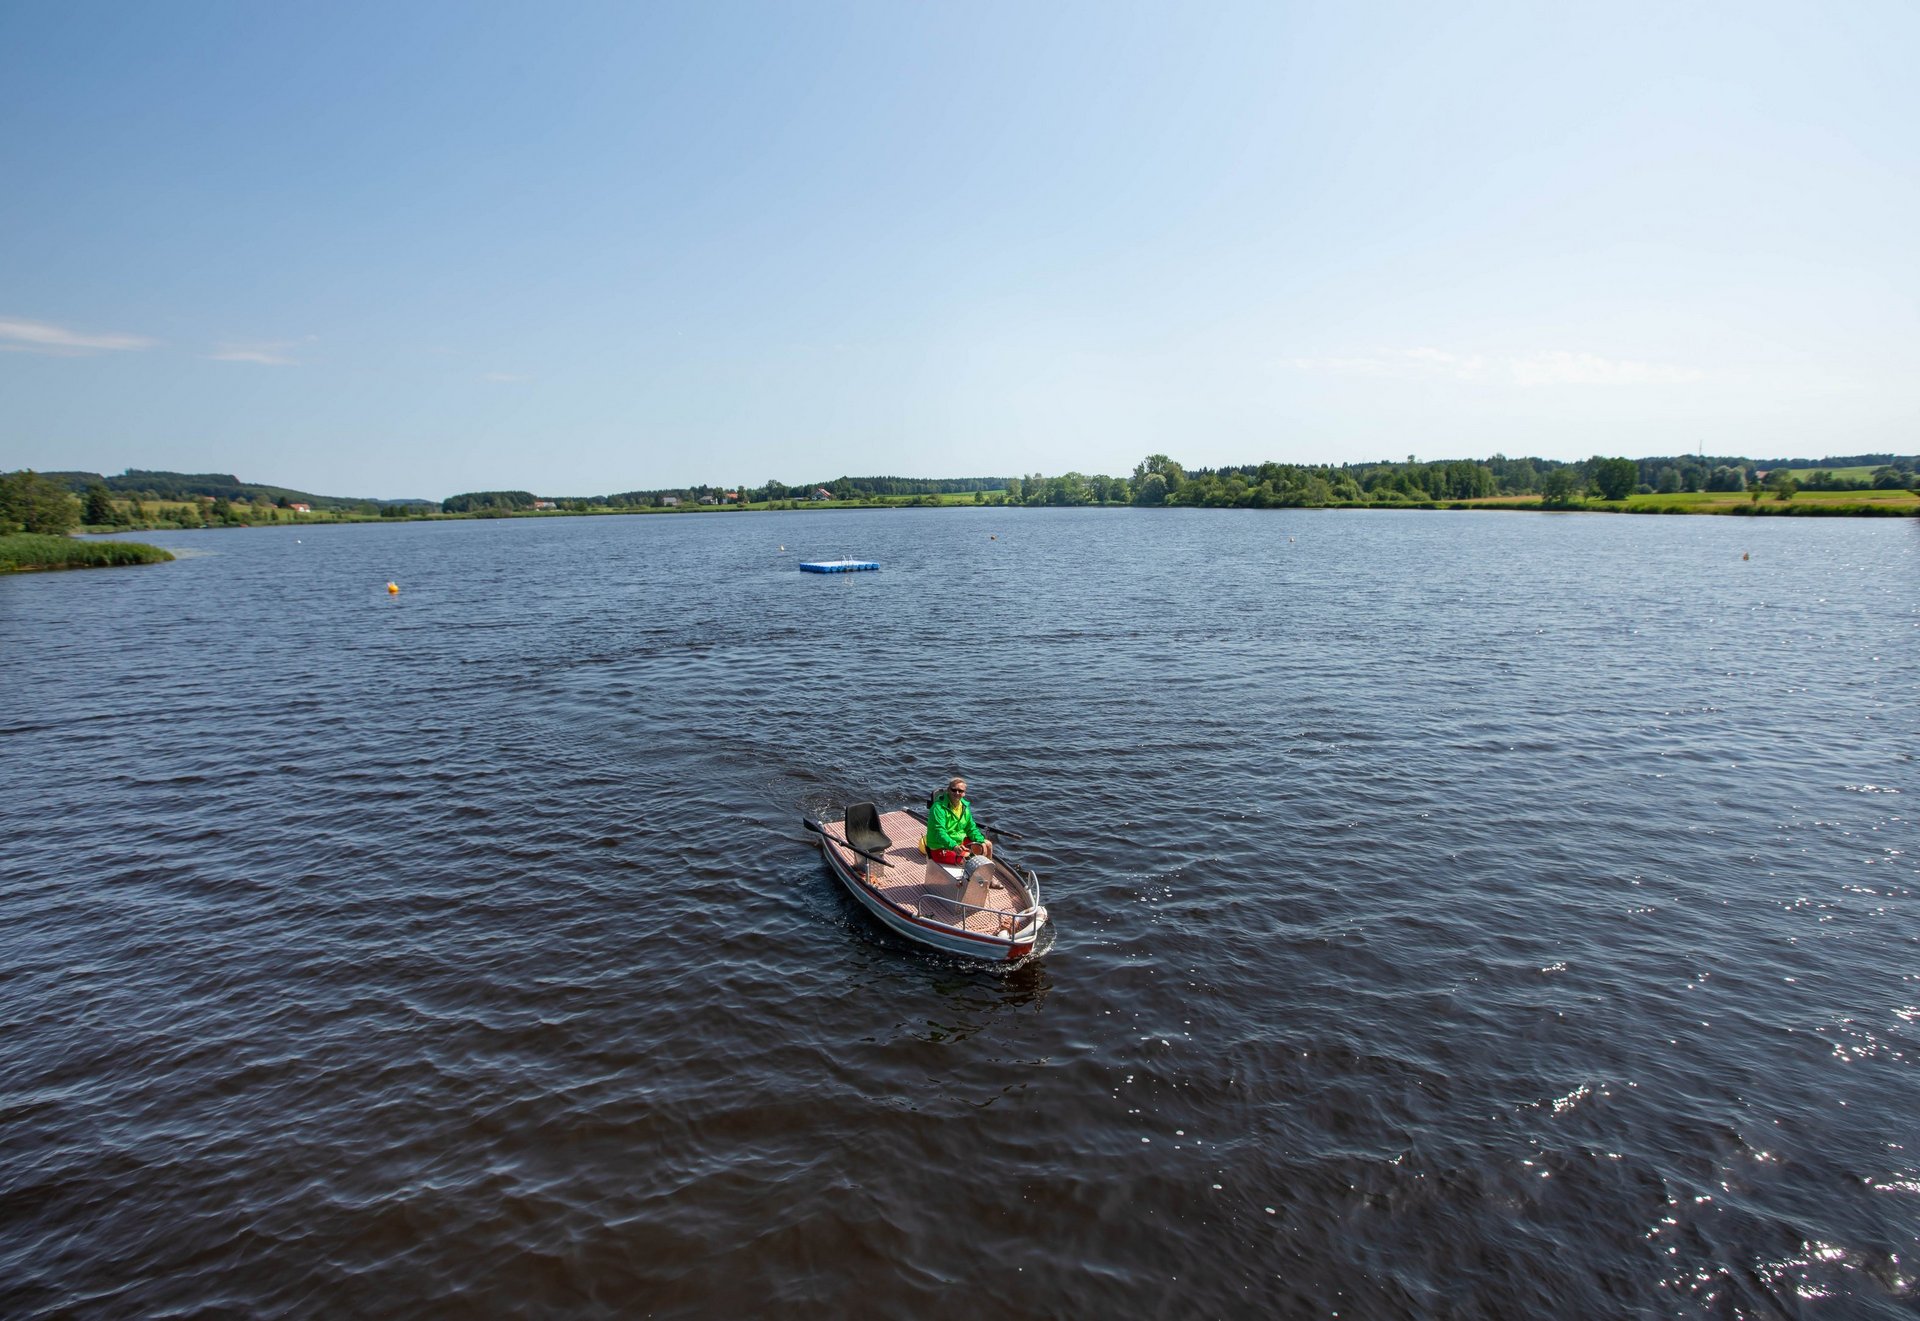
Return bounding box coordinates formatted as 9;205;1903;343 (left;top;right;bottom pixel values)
801;817;891;867
982;823;1025;843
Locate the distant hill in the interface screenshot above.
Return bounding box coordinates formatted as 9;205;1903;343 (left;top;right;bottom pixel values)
45;469;435;510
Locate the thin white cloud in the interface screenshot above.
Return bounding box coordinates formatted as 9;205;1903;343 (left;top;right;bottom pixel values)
1290;348;1701;386
1507;350;1703;386
0;316;156;355
1405;347;1490;379
482;371;530;383
1287;355;1397;377
208;341;299;365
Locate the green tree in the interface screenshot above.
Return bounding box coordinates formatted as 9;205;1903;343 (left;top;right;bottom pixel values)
1541;469;1581;508
1589;457;1638;501
1131;455;1184;498
1131;472;1169;506
1498;456;1538;493
0;470;80;535
83;482;117;526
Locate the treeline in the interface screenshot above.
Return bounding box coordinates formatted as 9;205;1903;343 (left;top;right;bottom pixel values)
29;453;1918;527
441;490;538;514
1006;455;1510;507
1002;453;1919;509
445;474;1009;512
3;469;423;532
44;468;432;512
813;475;1004;497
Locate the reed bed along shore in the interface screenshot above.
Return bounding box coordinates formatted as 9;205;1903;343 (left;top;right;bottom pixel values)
0;535;173;572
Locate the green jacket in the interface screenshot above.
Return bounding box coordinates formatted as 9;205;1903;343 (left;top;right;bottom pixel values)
925;790;985;852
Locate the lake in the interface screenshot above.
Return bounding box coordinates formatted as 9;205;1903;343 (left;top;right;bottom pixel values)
2;508;1915;1317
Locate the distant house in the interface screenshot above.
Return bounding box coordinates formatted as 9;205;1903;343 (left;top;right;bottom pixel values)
660;496;680;507
532;500;557;510
723;491;739;503
290;503;312;513
812;488;833;501
699;495;717;505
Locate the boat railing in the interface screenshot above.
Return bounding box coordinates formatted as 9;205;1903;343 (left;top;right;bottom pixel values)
918;890;1045;935
916;862;1044;934
830;824;1043;935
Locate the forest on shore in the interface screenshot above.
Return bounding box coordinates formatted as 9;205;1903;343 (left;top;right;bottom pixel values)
999;452;1920;510
5;450;1917;546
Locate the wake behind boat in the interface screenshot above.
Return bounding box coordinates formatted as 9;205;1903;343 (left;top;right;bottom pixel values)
804;804;1049;961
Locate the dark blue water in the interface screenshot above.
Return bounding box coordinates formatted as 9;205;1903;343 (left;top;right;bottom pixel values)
2;509;1914;1317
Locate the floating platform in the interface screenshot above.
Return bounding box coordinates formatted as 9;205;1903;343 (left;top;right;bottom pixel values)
799;559;879;573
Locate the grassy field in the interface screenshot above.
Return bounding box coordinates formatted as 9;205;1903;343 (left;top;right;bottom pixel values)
1766;464;1883;483
0;534;175;571
1619;488;1919;515
1449;487;1919;516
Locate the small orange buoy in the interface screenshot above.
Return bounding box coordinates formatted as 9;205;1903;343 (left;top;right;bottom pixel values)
1741;552;1749;561
387;581;399;594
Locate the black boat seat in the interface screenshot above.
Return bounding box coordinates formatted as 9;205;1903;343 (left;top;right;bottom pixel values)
844;802;891;858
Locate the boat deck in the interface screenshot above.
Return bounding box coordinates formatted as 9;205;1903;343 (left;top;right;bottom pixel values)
819;809;1030;935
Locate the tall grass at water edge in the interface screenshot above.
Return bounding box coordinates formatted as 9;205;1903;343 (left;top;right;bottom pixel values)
0;534;174;572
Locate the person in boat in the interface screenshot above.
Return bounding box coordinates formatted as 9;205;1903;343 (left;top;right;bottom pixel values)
924;777;992;867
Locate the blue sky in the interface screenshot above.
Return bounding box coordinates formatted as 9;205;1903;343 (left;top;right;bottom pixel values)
3;1;1914;499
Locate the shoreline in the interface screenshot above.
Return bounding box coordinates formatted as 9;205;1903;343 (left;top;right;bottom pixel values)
75;488;1920;534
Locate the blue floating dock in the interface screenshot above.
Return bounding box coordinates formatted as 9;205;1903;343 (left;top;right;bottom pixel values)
799;559;879;574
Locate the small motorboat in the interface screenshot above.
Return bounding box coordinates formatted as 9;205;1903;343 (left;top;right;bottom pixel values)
804;803;1049;961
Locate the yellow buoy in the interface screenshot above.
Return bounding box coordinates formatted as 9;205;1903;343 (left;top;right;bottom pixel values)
387;581;399;594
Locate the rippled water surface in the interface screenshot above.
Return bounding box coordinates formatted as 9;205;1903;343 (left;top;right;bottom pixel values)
3;509;1915;1317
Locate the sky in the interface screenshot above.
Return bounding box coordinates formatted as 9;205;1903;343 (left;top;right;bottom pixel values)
2;1;1915;500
